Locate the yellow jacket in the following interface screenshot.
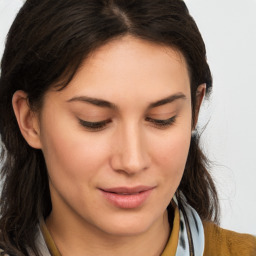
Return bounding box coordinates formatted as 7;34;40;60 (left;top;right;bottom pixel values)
203;222;256;256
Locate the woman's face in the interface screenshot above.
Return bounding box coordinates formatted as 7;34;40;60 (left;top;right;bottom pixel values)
38;35;193;236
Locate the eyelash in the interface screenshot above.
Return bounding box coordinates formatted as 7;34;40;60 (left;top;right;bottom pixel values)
78;116;177;131
79;119;112;131
145;116;177;128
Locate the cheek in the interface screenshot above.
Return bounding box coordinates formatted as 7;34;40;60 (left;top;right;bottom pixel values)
159;131;191;166
39;115;110;190
152;115;191;167
149;119;192;189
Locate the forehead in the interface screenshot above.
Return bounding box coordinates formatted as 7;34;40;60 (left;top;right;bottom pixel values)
52;35;191;104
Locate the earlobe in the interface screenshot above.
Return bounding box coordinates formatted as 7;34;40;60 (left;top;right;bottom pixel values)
193;83;206;129
12;90;42;149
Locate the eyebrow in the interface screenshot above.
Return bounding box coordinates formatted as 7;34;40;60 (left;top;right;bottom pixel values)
148;93;186;109
67;93;186;110
67;96;118;109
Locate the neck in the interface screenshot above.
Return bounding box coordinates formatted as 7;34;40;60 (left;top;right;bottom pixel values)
46;209;171;256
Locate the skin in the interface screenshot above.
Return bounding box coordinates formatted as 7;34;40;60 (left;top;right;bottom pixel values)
13;35;205;256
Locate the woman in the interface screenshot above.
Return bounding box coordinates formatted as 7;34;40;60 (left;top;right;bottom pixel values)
0;0;255;255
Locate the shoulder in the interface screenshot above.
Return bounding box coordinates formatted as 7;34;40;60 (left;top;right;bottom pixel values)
203;221;256;256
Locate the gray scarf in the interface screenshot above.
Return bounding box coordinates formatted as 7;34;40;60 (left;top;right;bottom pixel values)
174;195;205;256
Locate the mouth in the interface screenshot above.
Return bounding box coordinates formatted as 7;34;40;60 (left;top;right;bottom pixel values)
101;186;154;194
99;186;155;209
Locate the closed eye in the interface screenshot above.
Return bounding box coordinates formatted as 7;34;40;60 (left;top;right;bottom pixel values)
145;116;177;128
78;119;112;131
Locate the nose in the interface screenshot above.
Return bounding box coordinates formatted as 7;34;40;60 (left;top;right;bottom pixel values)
110;123;150;175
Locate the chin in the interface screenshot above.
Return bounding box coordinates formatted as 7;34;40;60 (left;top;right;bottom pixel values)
103;224;151;237
94;212;159;237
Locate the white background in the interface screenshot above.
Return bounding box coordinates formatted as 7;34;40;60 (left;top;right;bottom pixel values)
1;0;256;234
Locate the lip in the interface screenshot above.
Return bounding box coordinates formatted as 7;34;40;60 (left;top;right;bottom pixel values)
99;186;155;209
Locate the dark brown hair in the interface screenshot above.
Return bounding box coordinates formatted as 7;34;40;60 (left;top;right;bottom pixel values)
0;0;219;255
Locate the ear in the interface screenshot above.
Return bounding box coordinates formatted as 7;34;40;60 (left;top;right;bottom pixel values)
12;90;42;149
193;83;206;129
